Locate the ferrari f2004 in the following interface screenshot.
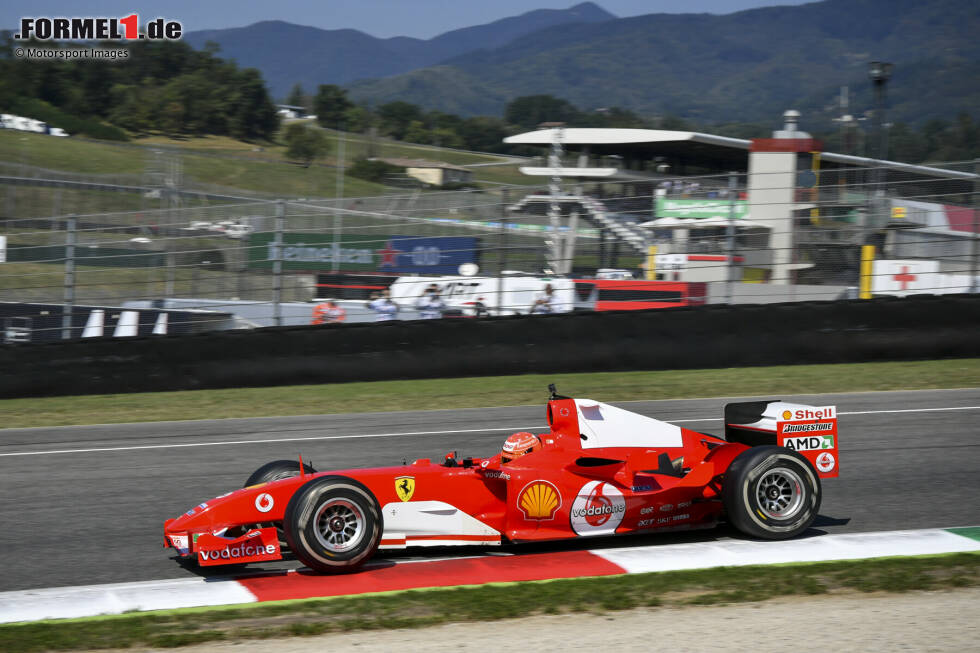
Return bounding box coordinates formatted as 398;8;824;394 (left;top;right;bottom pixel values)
164;386;839;572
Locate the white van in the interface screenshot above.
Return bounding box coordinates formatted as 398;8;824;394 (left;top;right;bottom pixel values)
388;275;575;316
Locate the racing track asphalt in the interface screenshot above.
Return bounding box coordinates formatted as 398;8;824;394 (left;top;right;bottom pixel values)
1;388;978;593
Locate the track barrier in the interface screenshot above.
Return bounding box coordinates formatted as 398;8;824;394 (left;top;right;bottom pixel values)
1;294;978;398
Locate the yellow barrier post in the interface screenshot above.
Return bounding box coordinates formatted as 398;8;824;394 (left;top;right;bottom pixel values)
859;245;875;299
646;245;657;280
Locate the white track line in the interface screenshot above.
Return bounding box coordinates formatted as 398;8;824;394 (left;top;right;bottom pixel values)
0;426;547;457
2;405;978;458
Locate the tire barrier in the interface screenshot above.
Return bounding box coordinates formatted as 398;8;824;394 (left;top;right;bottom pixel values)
1;294;978;398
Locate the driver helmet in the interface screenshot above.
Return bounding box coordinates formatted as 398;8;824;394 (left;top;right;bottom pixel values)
501;431;542;463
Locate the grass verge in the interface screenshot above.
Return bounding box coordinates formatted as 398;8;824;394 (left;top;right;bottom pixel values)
2;553;977;651
4;358;979;429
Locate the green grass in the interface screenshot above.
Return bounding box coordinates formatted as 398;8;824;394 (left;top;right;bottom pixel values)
0;130;145;176
135;129;516;168
471;163;542;186
0;130;387;199
3;358;977;429
0;129;523;200
0;260;242;304
2;554;977;651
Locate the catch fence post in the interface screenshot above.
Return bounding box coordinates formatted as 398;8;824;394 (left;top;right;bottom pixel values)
61;215;76;340
497;188;509;315
333;123;345;273
972;158;979;293
725;172;738;305
273;200;284;327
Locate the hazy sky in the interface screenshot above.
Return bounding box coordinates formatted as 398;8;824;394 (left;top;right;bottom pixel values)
3;1;815;39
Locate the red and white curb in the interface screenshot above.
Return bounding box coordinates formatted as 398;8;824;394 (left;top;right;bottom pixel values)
2;527;978;624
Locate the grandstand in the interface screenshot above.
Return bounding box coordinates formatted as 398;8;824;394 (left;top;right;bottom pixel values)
504;111;978;288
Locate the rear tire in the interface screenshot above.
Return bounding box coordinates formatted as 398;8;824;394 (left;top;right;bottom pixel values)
284;476;382;573
722;446;821;540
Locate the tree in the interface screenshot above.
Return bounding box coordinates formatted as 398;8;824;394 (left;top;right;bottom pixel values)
342;105;374;133
658;115;694;131
577;106;647;129
457;116;510;152
504;95;580;130
403;120;431;144
314;84;353;128
430;127;464;149
377;101;423;140
285;83;306;108
346;158;402;183
283;123;330;167
228;68;279;140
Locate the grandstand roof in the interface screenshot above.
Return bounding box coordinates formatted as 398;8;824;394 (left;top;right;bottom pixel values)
504;127;977;182
505;128;751;170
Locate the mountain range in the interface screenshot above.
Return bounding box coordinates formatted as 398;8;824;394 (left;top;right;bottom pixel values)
184;3;614;96
186;0;980;128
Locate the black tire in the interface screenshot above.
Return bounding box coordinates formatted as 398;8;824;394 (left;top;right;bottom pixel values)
722;446;821;540
242;460;317;549
244;459;316;488
283;475;382;573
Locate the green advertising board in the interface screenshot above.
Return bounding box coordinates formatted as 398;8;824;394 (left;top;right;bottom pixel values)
656;198;749;219
246;233;481;274
248;233;391;271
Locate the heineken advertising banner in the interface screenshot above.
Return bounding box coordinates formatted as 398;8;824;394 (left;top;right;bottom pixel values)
247;233;479;274
656;198;749;219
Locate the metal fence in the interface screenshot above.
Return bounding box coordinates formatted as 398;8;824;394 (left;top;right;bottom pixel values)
1;159;977;341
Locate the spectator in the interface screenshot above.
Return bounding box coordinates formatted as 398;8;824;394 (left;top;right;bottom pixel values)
416;284;446;319
471;296;490;318
368;290;399;322
530;284;556;314
318;300;346;324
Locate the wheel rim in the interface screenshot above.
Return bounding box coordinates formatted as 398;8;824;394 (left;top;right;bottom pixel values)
313;498;365;553
755;467;805;519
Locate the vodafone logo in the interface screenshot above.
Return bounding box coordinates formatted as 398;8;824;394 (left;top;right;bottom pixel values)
816;452;836;473
570;480;625;535
254;493;274;513
199;544;276;561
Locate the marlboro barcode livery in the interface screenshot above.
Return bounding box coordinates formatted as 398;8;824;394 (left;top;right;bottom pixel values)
164;386;839;573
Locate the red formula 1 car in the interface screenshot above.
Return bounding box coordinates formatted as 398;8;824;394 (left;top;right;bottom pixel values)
164;386;840;573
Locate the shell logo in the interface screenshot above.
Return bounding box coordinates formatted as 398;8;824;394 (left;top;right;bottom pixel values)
781;410;793;420
517;480;561;520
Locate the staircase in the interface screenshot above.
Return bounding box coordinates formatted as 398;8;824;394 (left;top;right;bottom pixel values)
509;194;648;255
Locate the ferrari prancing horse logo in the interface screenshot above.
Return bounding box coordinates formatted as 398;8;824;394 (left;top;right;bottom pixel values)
395;476;415;502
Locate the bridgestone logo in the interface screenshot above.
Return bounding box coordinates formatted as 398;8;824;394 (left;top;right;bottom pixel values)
199;544;276;561
571;504;625;518
783;422;834;433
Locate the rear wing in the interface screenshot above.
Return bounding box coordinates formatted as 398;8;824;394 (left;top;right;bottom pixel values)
724;401;839;478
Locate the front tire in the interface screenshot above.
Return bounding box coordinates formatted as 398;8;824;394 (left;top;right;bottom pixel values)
284;476;382;573
244;459;316;487
723;446;821;540
242;460;317;549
